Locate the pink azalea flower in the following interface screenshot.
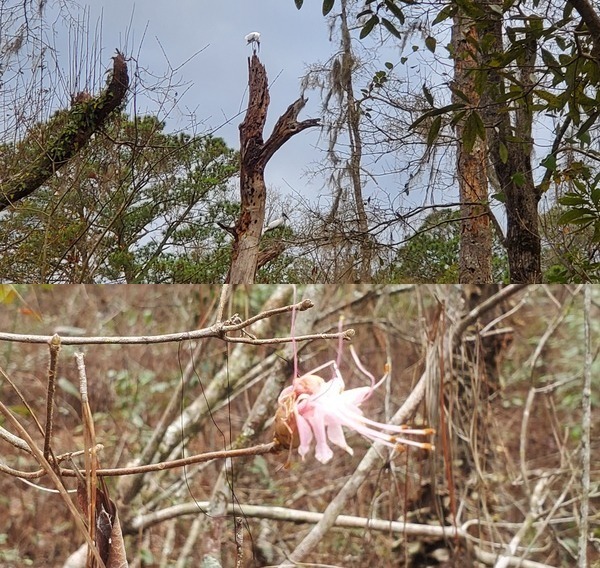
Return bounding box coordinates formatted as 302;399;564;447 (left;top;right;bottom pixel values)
275;350;434;464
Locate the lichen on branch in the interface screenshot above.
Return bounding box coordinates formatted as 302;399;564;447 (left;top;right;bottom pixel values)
0;50;129;211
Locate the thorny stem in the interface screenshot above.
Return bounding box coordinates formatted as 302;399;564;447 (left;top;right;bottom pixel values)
43;334;61;461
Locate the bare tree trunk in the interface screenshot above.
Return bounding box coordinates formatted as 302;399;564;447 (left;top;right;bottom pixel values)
339;0;372;282
227;55;319;284
477;2;541;283
452;15;493;284
0;52;129;211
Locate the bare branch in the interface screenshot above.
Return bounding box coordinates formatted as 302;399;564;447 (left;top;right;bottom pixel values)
578;286;592;567
43;334;61;461
0;298;356;346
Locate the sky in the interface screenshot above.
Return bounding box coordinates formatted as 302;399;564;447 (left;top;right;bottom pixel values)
16;0;464;229
74;0;335;205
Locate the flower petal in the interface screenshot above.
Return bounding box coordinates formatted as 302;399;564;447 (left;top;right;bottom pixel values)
310;408;334;463
295;411;313;459
324;419;353;455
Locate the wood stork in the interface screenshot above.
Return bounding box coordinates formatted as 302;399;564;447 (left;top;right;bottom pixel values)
262;212;289;235
245;31;261;53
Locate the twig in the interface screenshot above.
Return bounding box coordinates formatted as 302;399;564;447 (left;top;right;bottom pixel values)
0;367;45;436
454;284;527;339
494;476;552;568
519;289;580;493
0;398;106;567
66;443;279;477
235;517;244;568
0;425;33;455
221;329;355;345
2;443;281;481
130;500;463;536
43;334;61;461
578;286;592;568
74;353;101;568
0;299;333;345
216;284;231;323
129;501;558;568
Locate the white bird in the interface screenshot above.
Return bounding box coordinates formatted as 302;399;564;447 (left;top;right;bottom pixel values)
262;212;289;235
245;31;261;53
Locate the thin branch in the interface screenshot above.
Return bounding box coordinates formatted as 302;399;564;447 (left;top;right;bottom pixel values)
216;284;231;323
4;443;279;480
75;352;100;567
494;476;553;568
0;298;345;345
43;334;61;461
0;398;106;567
454;284;527;338
128;502;557;568
578;286;592;568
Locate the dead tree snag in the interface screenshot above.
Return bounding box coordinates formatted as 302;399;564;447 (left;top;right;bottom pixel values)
227;54;320;284
0;50;129;212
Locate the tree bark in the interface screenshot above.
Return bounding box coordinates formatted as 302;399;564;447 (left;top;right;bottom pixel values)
339;0;373;282
227;55;320;284
452;14;493;284
477;2;541;283
0;51;129;211
569;0;600;57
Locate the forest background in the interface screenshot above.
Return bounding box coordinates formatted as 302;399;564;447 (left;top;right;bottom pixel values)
0;284;597;567
3;0;600;283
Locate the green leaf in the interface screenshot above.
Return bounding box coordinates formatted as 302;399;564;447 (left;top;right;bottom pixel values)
558;208;594;225
357;9;373;18
535;89;562;110
384;0;405;24
294;0;304;8
511;172;526;187
360;15;379;39
559;194;589;207
0;285;18;305
450;109;467;127
449;86;470;103
382;17;402;39
384;61;394;70
540;48;559;69
322;0;335;15
499;142;508;164
432;4;455;25
427;115;442;147
541;154;557;171
462;111;485;153
425;36;437;53
576;112;599;139
9;405;32;417
409;102;466;130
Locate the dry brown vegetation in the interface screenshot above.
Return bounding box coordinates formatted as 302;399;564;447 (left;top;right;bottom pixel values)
0;285;598;567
